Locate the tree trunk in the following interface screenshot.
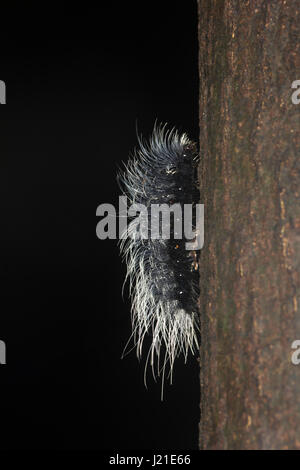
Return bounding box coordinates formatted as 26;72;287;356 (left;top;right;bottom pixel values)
198;0;300;450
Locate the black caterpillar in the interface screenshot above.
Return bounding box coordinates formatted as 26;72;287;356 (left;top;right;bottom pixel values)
118;124;200;394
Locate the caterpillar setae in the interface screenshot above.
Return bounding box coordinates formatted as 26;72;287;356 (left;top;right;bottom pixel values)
118;124;200;396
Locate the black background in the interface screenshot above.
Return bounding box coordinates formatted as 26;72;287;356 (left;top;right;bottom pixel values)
0;1;199;450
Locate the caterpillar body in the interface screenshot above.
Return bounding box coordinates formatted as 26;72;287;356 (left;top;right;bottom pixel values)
118;124;200;395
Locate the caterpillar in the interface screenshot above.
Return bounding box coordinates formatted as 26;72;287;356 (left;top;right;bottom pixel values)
118;124;200;396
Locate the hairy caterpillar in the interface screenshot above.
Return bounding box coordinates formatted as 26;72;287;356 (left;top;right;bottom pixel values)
118;124;200;396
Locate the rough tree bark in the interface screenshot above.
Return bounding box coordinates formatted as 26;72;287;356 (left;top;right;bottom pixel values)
198;0;300;449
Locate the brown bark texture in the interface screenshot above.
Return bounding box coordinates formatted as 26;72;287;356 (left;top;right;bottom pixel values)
198;0;300;449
